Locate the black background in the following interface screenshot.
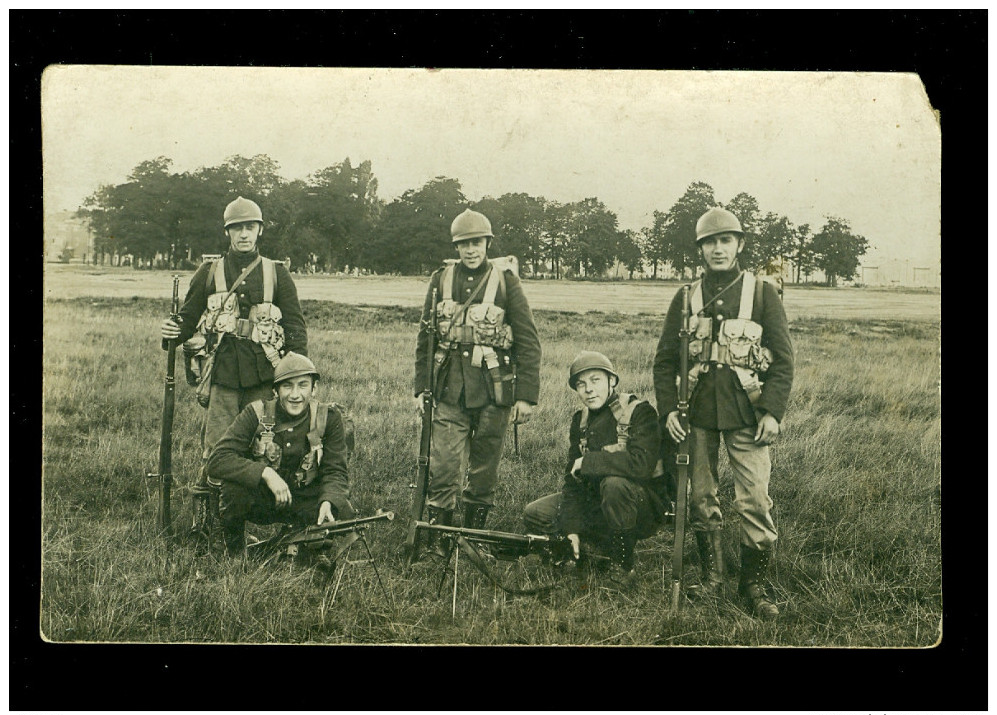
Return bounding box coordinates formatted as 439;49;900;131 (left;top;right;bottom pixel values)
12;10;981;712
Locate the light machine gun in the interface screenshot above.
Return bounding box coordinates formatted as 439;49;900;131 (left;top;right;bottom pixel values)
248;510;395;606
411;521;581;616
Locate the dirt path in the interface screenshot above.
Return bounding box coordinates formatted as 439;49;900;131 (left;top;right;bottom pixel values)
44;265;941;321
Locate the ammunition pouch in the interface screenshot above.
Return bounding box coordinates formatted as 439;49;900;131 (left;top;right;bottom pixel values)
717;318;772;372
477;346;516;407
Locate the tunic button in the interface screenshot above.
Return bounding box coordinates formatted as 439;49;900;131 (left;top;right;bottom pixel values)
286;442;292;447
462;350;470;357
465;288;471;293
717;299;724;306
287;427;293;432
467;276;474;281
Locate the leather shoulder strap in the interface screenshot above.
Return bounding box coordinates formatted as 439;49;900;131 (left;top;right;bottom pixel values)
262;257;276;303
689;279;704;314
441;264;455;302
210;258;227;293
738;272;756;320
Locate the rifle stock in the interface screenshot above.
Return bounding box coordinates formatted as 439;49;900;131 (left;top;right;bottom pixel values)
406;287;438;562
148;275;181;537
671;283;692;612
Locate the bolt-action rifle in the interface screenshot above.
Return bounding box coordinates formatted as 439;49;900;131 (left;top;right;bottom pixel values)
406;287;438;563
670;283;692;612
147;275;182;537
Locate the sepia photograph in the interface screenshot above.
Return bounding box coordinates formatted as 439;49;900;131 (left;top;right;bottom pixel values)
39;63;945;654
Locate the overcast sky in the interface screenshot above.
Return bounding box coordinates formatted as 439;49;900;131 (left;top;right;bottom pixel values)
42;66;941;266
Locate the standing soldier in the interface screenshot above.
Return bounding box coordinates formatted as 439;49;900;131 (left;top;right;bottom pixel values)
160;197;308;491
653;207;794;620
414;208;541;539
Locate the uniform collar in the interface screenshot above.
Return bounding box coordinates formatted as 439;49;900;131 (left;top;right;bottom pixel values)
274;401;311;430
704;264;742;290
227;248;260;269
587;391;620;417
457;257;490;277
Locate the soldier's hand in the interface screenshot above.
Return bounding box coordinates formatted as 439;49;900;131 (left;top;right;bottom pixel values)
511;400;533;425
414;395;426;416
754;413;780;445
317;501;335;525
567;534;581;560
570;457;584;480
262;468;292;507
665;410;687;444
161;318;181;340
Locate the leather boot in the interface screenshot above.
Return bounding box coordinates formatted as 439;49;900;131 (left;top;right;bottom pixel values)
606;530;638;589
739;544;779;621
222;520;246;557
691;530;725;597
424;506;454;559
462;504;490;530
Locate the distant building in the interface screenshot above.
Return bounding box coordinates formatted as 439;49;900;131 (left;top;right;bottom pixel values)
45;210;91;262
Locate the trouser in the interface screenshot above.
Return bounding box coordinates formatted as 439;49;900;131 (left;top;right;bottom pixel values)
428;399;511;510
218;479;323;531
201;382;274;460
522;477;661;541
689;425;778;551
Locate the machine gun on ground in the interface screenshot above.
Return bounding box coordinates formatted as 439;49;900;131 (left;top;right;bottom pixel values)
248;510;395;607
411;520;587;615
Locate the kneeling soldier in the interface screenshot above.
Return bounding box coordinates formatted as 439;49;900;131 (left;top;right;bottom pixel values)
207;352;356;556
523;352;669;587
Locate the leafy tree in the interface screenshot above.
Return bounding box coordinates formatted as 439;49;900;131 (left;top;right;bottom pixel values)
750;212;796;273
723;192;761;267
563;198;619;277
615;228;644;279
362;177;468;274
811;217;869;286
482;193;547;275
791;223;817;283
658;181;716;279
539;201;571;279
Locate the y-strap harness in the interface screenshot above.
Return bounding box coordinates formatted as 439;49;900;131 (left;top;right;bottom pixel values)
251;399;329;488
578;393;665;476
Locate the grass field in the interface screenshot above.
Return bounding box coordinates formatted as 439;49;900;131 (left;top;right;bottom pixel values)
41;285;942;646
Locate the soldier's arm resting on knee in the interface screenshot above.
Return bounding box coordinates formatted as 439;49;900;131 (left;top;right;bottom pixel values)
576;402;662;484
558;412;589;537
316;407;356;520
206;404;274;490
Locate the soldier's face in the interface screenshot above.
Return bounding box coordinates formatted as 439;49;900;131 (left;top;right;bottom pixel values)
226;221;263;253
699;232;743;272
573;369;615;411
455;237;488;269
276;376;316;417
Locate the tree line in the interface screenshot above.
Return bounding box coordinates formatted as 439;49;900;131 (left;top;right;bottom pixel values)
78;154;869;285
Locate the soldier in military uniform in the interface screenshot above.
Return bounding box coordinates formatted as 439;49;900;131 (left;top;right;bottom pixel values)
414;209;542;539
522;352;668;586
653;207;794;620
207;353;355;555
160;196;308;471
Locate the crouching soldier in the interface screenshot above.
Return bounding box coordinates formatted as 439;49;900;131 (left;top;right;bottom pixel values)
207;352;356;556
522;352;669;587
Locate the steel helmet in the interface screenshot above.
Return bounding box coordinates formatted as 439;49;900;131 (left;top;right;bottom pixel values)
450;209;494;243
695;207;743;243
568;351;619;389
273;352;320;386
224;196;264;228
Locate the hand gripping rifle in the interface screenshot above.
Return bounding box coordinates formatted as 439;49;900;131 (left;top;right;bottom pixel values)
147;275;182;537
406;287;437;564
670;283;692;612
